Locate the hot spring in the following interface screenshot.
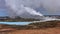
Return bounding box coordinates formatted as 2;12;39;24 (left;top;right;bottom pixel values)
0;0;60;25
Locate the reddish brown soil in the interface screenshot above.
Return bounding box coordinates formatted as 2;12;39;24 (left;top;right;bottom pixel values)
0;28;16;32
7;28;60;34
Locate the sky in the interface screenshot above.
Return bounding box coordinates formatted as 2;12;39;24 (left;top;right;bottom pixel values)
0;9;8;16
0;0;8;16
0;0;60;17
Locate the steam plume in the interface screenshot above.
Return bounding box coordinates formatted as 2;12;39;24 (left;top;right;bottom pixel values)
5;0;60;18
5;0;43;18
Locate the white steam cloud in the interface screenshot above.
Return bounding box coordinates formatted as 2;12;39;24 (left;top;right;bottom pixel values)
5;0;60;18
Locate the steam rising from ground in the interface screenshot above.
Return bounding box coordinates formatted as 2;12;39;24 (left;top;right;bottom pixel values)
5;0;60;18
5;0;43;18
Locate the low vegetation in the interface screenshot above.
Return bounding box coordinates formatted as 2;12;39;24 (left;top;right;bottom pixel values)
0;20;60;30
29;20;59;28
0;16;39;22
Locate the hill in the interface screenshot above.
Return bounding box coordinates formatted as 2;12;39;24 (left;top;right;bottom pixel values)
0;16;40;22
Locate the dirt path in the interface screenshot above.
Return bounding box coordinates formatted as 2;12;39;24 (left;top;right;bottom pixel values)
7;28;60;34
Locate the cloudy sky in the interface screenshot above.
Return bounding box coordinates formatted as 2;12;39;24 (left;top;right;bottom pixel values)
0;0;60;16
0;0;8;16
